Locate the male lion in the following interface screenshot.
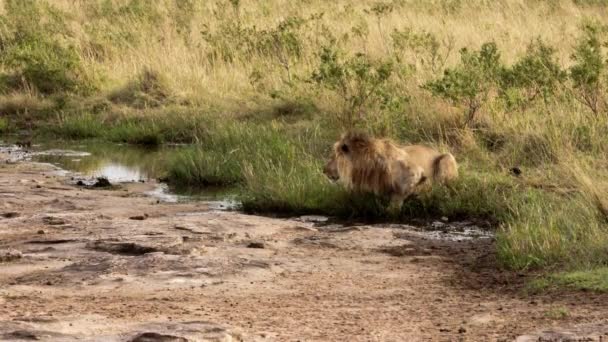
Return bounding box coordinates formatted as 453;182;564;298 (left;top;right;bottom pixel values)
323;132;458;210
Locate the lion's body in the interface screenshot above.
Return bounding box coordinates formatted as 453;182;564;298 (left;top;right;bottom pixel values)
323;132;458;210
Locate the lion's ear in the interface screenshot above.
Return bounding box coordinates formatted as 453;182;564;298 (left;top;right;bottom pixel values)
350;135;370;149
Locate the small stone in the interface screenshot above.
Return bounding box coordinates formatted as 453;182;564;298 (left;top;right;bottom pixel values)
458;327;467;333
37;230;45;235
76;180;85;186
129;215;147;221
431;221;446;228
93;177;112;188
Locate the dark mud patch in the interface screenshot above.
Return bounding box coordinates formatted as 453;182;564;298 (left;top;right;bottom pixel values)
129;214;149;220
86;241;160;256
42;216;67;226
27;239;79;244
1;212;20;219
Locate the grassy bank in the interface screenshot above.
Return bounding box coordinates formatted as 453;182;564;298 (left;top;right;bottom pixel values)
2;0;608;278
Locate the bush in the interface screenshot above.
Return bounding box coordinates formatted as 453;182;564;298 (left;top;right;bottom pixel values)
424;42;502;125
201;15;306;69
500;38;566;109
391;27;454;73
0;0;94;94
311;46;397;129
569;21;608;115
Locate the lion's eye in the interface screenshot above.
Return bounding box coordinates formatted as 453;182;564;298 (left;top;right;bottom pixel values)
341;144;349;153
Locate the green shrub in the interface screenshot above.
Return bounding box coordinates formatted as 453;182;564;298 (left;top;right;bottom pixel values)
201;15;306;67
425;42;502;125
3;37;84;94
500;38;566;109
311;47;397;129
569;21;608;115
391;27;454;72
0;0;94;94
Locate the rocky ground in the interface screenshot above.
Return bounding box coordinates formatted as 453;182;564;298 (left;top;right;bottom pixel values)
1;153;608;341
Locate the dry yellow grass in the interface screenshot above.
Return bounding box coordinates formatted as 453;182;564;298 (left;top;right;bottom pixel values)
13;0;606;105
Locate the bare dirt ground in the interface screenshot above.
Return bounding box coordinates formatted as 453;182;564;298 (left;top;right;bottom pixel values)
2;153;608;341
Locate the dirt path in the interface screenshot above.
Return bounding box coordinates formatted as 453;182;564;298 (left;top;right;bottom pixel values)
1;154;608;341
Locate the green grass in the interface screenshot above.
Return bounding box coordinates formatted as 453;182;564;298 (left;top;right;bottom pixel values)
529;268;608;293
544;307;570;320
168;147;242;186
47;113;104;139
38;106;217;146
0;117;9;133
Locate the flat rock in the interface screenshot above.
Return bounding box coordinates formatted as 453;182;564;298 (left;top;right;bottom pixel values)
515;322;608;341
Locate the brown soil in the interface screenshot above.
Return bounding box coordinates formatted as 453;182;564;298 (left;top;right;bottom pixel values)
1;153;608;341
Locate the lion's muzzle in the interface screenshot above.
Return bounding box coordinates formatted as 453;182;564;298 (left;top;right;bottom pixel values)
323;158;340;181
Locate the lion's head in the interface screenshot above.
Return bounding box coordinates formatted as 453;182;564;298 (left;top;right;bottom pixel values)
323;131;378;187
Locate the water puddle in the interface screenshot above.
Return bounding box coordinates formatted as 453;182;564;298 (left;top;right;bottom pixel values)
389;221;494;241
306;216;493;241
0;139;238;206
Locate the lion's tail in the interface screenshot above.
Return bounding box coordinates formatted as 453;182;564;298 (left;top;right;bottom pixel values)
433;153;458;183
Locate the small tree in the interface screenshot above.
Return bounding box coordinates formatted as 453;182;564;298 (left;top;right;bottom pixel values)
311;47;394;129
499;38;566;109
569;22;608;115
424;42;502;125
391;27;454;73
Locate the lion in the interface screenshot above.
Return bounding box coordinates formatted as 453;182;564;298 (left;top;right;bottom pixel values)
323;131;458;210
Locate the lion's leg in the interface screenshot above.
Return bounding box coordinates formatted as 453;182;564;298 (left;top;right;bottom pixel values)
388;163;424;215
388;193;405;213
